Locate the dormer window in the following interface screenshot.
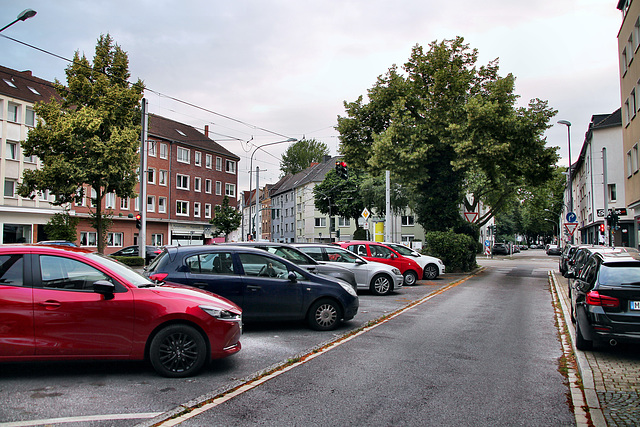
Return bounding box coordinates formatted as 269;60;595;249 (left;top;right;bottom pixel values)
176;129;186;137
27;86;41;95
3;79;17;88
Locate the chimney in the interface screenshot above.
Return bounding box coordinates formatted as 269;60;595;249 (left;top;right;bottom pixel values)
204;125;209;137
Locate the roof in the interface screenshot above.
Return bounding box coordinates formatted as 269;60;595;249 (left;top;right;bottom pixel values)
270;156;342;197
148;114;239;160
0;65;61;104
574;108;622;171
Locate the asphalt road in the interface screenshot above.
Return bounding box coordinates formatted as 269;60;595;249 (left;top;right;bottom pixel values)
160;251;575;426
0;250;574;426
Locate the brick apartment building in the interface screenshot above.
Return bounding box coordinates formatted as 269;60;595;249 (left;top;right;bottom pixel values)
0;65;240;253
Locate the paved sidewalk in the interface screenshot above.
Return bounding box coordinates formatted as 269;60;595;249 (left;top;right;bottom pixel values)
553;272;640;427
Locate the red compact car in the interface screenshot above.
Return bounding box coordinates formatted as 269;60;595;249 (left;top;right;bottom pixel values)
335;241;423;286
0;245;242;377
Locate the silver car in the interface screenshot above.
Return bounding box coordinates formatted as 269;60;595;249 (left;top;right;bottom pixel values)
292;243;404;296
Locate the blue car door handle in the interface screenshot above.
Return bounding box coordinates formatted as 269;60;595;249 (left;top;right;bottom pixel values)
247;285;261;291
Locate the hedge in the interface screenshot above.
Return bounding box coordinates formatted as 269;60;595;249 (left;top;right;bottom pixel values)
110;256;145;267
422;230;478;273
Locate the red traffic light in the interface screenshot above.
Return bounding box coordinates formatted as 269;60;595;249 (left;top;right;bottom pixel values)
135;213;142;229
135;213;142;221
599;224;605;233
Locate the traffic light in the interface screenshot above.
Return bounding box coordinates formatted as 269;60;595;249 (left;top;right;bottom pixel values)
599;223;605;233
135;213;142;229
611;212;619;229
335;161;348;179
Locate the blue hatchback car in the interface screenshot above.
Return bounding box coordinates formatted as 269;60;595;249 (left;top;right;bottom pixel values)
145;245;359;331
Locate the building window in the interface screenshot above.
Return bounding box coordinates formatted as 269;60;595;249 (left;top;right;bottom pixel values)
176;174;190;190
338;217;351;227
7;103;19;123
120;197;129;210
80;231;98;247
632;89;637;120
148;141;157;157
25;108;35;127
159;143;168;159
176;200;189;216
216;156;222;171
401;215;415;226
205;203;212;218
216;181;222;195
152;234;163;246
226;160;236;174
194;202;201;217
105;192;116;209
634;144;639;173
6;141;18;160
148;168;156;184
177;147;190;163
205;179;212;194
4;179;16;198
90;188;97;207
225;183;236;197
608;184;617;202
314;217;326;227
195;151;201;166
194;177;201;192
628;150;634;177
147;195;155;212
158;197;167;214
159;170;167;186
107;232;123;247
206;154;212;169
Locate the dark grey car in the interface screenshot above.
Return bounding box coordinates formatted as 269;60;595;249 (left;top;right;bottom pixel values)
221;242;358;291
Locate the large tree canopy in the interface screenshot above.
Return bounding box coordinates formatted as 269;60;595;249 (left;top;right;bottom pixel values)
19;34;144;253
280;138;329;176
337;37;557;232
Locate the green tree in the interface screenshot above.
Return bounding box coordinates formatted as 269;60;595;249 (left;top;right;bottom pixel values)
19;34;144;254
337;37;557;231
313;168;364;228
211;196;242;242
280;138;329;176
43;210;79;243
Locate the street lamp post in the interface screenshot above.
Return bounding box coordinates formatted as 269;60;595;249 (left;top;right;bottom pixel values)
558;120;573;243
0;9;37;33
248;138;296;240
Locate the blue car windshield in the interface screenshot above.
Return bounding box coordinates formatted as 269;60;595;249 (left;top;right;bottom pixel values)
598;264;640;286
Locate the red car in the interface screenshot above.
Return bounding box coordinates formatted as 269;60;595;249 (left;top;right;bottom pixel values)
0;245;242;377
335;241;423;286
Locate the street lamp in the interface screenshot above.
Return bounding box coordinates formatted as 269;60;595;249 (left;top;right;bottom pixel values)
248;138;297;239
557;119;573;243
0;9;37;33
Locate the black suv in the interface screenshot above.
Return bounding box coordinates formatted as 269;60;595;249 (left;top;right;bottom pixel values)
569;250;640;350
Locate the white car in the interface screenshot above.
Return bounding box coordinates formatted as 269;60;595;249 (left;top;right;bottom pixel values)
292;243;404;296
382;242;445;280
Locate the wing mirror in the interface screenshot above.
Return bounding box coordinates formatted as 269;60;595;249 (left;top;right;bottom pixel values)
93;280;115;300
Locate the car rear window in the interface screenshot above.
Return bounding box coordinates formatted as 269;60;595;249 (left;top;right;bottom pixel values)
599;263;640;286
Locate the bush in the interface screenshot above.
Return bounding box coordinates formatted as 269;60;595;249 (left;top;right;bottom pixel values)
111;256;145;267
423;230;478;273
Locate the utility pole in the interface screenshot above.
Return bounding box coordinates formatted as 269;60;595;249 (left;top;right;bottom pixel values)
138;98;148;255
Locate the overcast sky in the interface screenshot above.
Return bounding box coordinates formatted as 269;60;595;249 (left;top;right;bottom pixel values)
1;0;623;192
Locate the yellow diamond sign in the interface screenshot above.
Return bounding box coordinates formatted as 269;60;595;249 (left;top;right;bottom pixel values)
361;208;370;220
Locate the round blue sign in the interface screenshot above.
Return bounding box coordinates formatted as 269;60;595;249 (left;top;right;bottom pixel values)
566;212;577;223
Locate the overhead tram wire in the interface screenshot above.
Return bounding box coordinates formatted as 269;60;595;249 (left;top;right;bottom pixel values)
1;33;297;143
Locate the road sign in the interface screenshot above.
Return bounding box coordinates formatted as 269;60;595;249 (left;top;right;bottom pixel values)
565;223;578;236
464;212;478;223
361;208;370;220
484;240;491;247
566;212;577;223
598;208;628;217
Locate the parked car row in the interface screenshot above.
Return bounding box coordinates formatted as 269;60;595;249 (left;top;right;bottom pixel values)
0;241;443;378
562;244;640;351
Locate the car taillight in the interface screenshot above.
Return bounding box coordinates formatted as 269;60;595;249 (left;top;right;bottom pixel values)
585;291;620;308
149;273;168;282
